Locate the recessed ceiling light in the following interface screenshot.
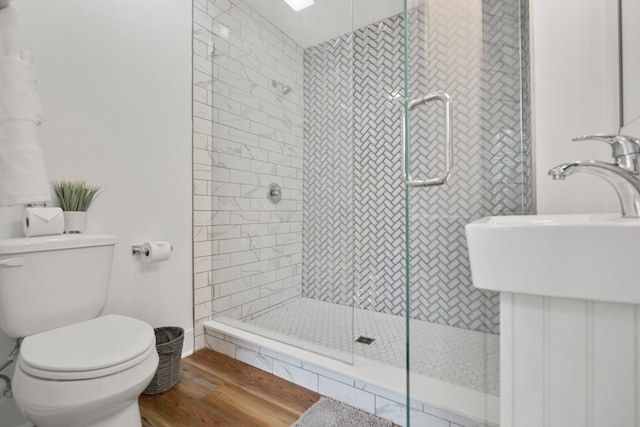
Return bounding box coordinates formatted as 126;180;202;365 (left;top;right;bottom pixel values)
284;0;314;12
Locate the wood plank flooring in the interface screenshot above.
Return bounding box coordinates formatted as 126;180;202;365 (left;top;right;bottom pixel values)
139;349;321;427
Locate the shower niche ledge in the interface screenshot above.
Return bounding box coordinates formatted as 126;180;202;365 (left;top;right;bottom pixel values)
465;214;640;304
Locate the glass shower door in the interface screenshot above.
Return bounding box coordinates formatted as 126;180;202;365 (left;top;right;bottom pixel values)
203;0;357;365
403;0;530;424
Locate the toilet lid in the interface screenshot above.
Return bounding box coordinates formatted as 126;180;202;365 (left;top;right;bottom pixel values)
20;314;156;380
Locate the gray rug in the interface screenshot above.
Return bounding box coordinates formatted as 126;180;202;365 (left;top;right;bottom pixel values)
292;397;393;427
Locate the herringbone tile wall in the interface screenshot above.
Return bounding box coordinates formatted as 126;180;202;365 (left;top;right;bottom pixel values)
302;33;355;307
303;0;531;334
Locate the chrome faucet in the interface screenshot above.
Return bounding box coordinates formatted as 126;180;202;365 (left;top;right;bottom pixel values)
548;134;640;218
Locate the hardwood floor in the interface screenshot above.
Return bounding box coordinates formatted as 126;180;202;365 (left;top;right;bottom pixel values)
139;349;321;427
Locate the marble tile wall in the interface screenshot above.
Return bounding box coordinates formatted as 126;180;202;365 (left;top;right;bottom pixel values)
192;0;305;350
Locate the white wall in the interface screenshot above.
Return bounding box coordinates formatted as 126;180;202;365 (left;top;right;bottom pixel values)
531;0;621;215
0;1;192;425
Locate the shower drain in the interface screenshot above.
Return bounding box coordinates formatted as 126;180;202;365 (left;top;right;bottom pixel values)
355;336;375;345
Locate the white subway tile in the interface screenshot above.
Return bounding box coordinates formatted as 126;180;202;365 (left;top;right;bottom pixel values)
267;256;290;270
230;211;261;224
211;211;231;225
258;174;284;187
219;237;252;253
260;137;284;153
318;377;375;414
194;301;212;320
241;260;270;276
230;287;260;307
194;195;212;211
194;241;213;257
204;334;236;358
194;211;214;226
250;159;278;175
229;249;260;266
194;271;210;289
219;196;252;211
211;266;243;284
209;224;241;240
217;153;252;171
250;270;277;287
251;121;277;139
273;361;319;392
269;288;296;306
236;346;273;373
193;179;211;196
194;286;212;305
284;177;303;189
211;166;231;182
276;200;297;211
210;295;231;313
210;254;231;270
241;223;270;237
218;276;252;297
241;296;270;317
240;184;264;198
259;280;284;297
218;110;251;133
194;148;214;166
242;145;270;161
276;232;298;245
211;181;242;197
259;246;285;260
251;199;276;211
194;226;208;242
228;170;260;185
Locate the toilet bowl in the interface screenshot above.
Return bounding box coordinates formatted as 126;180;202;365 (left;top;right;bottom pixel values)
12;314;159;427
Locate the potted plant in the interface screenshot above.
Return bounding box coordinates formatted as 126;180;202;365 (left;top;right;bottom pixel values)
52;180;102;233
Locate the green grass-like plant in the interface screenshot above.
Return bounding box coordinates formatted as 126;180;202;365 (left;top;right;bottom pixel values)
52;180;102;212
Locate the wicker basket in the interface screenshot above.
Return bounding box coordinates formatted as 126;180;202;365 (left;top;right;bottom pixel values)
143;326;184;395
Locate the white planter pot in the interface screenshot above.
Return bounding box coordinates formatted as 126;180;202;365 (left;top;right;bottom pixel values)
63;211;87;234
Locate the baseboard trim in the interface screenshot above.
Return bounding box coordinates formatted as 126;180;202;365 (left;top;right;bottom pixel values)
181;327;194;358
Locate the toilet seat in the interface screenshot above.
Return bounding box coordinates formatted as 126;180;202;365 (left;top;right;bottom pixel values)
19;314;156;381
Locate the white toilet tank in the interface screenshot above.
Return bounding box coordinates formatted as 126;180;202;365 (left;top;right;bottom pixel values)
0;234;117;338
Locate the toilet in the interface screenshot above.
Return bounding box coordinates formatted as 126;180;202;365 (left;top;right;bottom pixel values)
0;234;159;427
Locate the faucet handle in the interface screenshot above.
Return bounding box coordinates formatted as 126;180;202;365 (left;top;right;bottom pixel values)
572;134;640;158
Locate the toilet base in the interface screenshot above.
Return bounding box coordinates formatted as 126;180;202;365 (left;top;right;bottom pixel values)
87;402;141;427
13;349;158;427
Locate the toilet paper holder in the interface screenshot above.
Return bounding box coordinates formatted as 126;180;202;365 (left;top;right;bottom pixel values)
131;243;174;256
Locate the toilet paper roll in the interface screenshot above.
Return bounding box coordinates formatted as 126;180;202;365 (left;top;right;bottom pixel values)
23;207;64;237
141;241;172;263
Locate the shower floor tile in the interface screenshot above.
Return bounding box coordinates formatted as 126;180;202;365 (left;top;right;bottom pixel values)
247;297;499;396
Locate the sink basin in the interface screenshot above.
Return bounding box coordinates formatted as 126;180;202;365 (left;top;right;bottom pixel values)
465;214;640;304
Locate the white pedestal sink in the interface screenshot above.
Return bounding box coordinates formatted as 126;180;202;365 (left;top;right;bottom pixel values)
465;214;640;427
466;213;640;304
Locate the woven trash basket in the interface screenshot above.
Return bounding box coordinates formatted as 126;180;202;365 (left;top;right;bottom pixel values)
143;326;184;395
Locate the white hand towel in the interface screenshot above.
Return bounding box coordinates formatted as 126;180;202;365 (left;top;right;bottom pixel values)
0;3;18;56
0;145;50;206
0;121;50;205
0;55;43;124
0;4;50;207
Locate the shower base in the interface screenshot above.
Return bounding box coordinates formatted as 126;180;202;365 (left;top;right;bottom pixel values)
204;297;499;426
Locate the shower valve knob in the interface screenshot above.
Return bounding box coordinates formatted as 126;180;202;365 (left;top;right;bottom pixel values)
267;183;282;204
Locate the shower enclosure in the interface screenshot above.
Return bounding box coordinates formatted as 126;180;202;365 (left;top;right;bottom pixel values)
193;0;531;424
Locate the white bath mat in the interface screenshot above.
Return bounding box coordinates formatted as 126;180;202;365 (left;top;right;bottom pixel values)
292;397;393;427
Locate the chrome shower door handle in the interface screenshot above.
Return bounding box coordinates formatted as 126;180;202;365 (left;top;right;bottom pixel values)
402;90;453;187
